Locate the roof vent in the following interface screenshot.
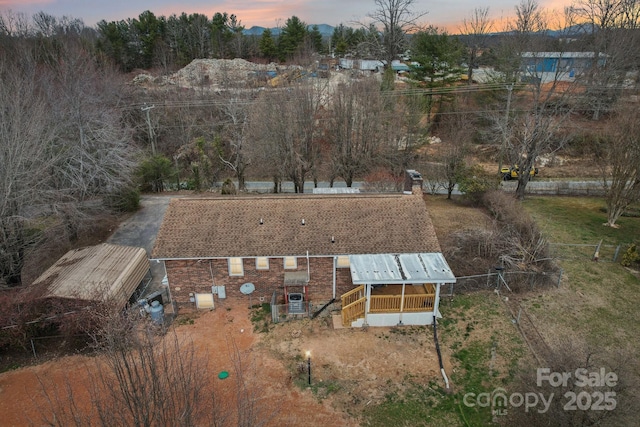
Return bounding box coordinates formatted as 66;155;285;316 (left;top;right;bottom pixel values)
331;236;335;243
301;219;305;225
259;218;264;225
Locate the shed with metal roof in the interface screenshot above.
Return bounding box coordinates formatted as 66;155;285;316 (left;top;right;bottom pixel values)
33;243;150;308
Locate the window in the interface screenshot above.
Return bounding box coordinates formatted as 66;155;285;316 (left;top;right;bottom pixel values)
228;257;244;276
195;293;214;309
336;255;350;268
256;257;269;270
283;256;297;269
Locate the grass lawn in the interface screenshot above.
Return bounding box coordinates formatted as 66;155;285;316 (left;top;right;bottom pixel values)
523;196;640;246
362;195;640;426
362;293;527;427
522;196;640;349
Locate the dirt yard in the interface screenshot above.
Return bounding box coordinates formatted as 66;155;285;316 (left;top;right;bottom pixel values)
0;298;449;426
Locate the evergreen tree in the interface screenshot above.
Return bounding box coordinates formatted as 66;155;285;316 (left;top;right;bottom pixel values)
309;25;324;54
410;28;464;86
331;24;350;56
211;12;233;58
133;10;163;68
259;28;277;61
278;16;307;61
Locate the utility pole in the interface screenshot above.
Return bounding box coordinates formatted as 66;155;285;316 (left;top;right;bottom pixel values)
142;104;156;156
499;84;514;174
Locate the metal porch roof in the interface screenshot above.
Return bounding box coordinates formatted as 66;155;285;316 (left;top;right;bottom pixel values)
349;253;456;285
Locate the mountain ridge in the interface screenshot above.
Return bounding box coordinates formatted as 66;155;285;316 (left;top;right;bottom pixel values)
243;24;334;37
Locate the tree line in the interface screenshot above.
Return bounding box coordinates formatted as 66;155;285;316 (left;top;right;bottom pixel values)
96;12;327;71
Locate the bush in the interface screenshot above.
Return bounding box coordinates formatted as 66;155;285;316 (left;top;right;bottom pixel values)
482;190;554;271
457;165;500;206
104;186;140;213
221;178;237;195
362;168;403;193
443;190;556;281
621;244;640;267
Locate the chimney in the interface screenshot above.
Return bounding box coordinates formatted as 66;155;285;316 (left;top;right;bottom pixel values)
403;170;423;196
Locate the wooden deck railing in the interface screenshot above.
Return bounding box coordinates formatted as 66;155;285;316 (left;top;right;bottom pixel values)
369;294;435;313
342;297;366;325
402;294;434;311
370;295;401;312
341;285;365;307
340;285;436;326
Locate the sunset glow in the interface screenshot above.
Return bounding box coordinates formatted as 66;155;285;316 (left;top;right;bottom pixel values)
1;0;576;33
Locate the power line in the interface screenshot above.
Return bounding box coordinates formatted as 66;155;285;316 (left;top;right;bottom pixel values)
124;82;520;110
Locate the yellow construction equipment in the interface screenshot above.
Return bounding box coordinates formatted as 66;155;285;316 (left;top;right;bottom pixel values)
500;165;538;180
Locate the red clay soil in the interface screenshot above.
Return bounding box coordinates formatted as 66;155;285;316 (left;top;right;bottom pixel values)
0;300;446;426
0;303;353;426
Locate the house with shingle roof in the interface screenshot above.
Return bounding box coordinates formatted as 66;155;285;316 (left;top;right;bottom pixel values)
152;171;456;327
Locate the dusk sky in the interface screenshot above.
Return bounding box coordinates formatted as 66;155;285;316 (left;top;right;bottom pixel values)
1;0;572;33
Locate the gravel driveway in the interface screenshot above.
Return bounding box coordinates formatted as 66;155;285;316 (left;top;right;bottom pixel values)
107;195;174;297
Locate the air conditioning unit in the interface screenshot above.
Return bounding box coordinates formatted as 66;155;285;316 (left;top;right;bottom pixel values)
288;293;304;313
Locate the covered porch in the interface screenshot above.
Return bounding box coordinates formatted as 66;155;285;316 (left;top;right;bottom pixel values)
341;253;455;327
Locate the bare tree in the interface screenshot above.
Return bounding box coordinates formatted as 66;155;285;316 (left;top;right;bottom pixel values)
327;77;386;187
489;0;578;199
249;81;325;193
247;97;286;192
0;10;32;37
437;112;473;199
507;338;637;426
0;22;138;286
216;94;252;191
460;7;494;84
366;0;428;67
39;312;218;427
568;0;640;119
39;309;277;427
227;337;277;427
594;103;640;227
0;51;60;285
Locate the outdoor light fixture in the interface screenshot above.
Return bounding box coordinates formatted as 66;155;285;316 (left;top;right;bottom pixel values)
306;350;311;385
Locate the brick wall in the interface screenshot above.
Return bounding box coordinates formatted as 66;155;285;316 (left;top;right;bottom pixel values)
165;256;354;310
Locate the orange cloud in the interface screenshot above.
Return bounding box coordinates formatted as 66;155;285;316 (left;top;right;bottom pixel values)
152;1;311;28
0;0;51;4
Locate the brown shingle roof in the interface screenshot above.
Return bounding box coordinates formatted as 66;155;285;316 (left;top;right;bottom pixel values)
151;194;441;259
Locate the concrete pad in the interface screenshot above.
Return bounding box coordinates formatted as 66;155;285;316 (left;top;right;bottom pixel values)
332;314;346;329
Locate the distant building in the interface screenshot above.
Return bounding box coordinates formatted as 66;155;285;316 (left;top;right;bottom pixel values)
521;52;607;83
339;58;384;72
